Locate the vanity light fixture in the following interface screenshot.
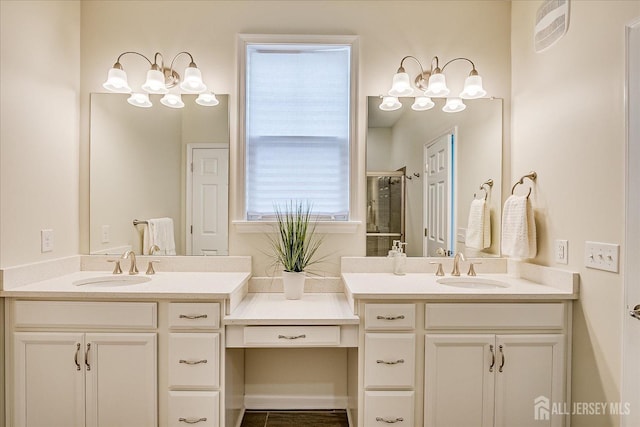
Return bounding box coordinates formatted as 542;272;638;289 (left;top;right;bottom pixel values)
103;51;218;109
381;55;487;113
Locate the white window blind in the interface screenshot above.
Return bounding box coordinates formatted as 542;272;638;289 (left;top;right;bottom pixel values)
245;44;351;220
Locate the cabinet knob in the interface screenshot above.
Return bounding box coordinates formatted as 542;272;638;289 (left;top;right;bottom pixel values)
179;314;208;320
278;334;306;340
74;343;81;371
376;359;405;365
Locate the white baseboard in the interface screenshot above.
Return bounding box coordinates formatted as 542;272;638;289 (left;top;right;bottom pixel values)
243;394;349;410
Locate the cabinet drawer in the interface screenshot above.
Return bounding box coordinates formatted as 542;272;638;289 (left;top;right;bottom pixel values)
425;303;566;330
365;304;416;330
14;301;157;328
364;391;414;426
364;333;416;388
169;333;219;388
168;391;219;427
243;326;340;347
169;303;220;329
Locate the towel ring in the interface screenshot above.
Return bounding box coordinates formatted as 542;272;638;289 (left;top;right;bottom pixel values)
474;179;494;201
511;171;537;198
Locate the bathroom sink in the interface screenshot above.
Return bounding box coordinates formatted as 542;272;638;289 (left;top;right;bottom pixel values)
73;275;151;287
436;277;510;289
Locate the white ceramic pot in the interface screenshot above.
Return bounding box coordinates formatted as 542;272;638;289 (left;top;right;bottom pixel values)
282;271;305;300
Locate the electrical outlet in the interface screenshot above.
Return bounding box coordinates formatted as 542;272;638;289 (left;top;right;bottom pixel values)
585;241;620;273
555;239;568;264
101;225;110;243
41;229;53;253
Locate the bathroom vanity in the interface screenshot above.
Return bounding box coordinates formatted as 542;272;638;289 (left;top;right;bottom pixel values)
1;256;578;427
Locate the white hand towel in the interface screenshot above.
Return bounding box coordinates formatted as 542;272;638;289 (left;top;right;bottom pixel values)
466;198;491;249
148;217;176;255
501;195;537;259
142;224;151;255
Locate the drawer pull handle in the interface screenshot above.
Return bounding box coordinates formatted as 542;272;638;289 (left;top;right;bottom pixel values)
376;416;404;423
179;314;208;320
498;345;505;373
85;343;91;371
376;315;405;321
179;359;208;365
376;359;405;365
489;344;495;372
278;334;306;340
74;343;81;371
179;417;207;424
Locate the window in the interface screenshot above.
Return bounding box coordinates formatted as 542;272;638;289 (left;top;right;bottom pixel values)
241;36;355;220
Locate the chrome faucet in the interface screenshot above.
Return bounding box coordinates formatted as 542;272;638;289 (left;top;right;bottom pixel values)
451;252;466;276
121;250;139;275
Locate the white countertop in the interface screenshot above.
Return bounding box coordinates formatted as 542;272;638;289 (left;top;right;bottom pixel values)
224;292;359;325
342;273;578;300
0;270;251;300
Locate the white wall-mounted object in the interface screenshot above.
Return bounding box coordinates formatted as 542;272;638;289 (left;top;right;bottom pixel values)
584;241;620;273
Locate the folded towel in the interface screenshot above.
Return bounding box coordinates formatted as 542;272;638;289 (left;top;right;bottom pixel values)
466;198;491;250
146;217;176;255
501;195;537;259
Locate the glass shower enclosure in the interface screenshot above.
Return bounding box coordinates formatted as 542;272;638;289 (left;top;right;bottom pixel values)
366;171;406;256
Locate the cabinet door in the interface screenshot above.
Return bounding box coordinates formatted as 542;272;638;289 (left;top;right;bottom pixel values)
494;334;565;427
14;332;86;427
424;334;495;427
85;333;157;427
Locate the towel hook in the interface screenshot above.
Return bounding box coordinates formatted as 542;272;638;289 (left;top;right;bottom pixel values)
474;178;494;201
511;171;537;198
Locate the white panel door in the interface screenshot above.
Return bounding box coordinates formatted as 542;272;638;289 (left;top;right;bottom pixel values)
424;133;453;256
14;332;85;427
494;334;565;427
85;333;157;427
424;334;495;427
623;18;640;427
191;148;229;255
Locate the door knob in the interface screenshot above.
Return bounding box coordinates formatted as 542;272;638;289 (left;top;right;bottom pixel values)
630;304;640;320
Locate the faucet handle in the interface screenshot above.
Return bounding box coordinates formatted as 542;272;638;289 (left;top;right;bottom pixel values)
107;259;123;275
429;262;445;276
146;260;160;275
467;262;482;276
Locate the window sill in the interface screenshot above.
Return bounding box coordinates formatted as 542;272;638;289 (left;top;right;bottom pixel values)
232;220;362;234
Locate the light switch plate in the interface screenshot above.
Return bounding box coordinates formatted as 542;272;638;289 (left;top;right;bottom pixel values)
101;225;110;243
585;241;619;273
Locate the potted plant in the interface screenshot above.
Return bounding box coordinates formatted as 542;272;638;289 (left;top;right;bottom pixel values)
268;201;324;299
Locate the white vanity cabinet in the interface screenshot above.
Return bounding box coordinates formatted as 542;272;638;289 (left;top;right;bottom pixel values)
362;303;417;426
9;301;158;427
167;302;222;427
424;303;568;427
357;300;571;427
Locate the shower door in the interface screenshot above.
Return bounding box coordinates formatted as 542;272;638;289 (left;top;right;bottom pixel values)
366;171;406;256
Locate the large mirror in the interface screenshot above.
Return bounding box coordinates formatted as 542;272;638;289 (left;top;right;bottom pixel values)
367;97;502;257
90;93;229;256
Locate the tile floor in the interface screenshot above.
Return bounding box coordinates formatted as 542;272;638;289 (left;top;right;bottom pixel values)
240;410;350;427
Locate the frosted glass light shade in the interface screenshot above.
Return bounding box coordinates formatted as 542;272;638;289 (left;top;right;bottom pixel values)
424;72;450;97
160;93;184;108
127;93;152;108
196;92;220;106
388;72;413;97
460;74;487;99
103;67;131;93
442;97;466;113
141;69;168;94
379;96;402;111
411;96;435;111
180;66;207;93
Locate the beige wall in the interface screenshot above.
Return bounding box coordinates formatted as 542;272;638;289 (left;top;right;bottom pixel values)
0;0;81;268
511;2;640;426
79;0;512;276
